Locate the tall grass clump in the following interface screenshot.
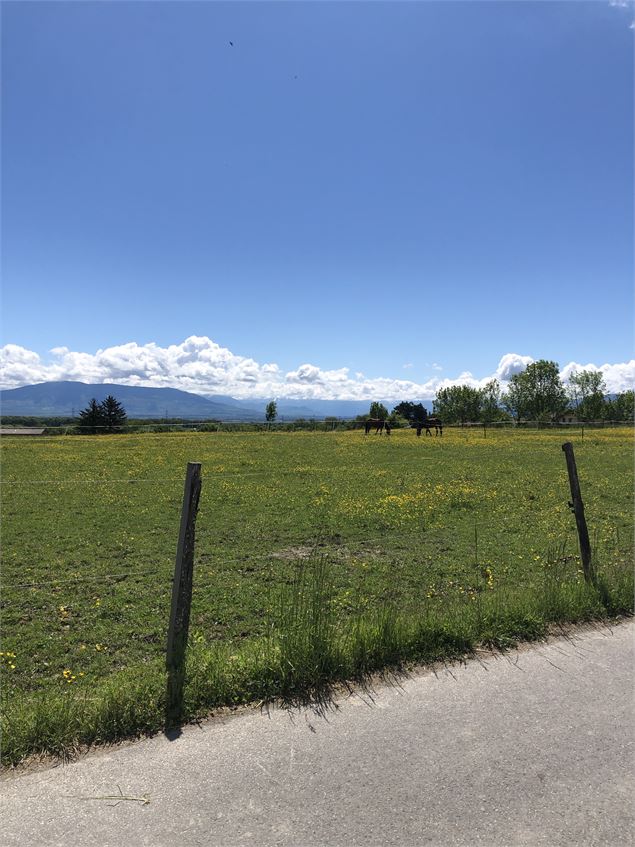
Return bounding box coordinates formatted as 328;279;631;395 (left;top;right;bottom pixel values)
270;555;343;693
1;661;166;766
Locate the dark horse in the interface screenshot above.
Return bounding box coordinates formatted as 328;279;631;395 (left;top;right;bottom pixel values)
364;418;391;435
415;417;443;437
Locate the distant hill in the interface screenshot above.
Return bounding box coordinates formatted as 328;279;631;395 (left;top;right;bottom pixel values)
0;382;432;421
0;382;261;421
273;399;400;420
202;397;392;420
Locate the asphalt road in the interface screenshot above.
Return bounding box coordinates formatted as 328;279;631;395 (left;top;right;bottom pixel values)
2;620;633;847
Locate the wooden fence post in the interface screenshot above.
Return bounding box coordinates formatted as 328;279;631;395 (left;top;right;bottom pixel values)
562;443;595;586
166;461;202;726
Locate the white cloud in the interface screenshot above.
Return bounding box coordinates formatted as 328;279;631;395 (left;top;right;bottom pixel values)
0;345;44;387
560;359;635;394
493;353;534;382
0;338;633;401
285;363;323;384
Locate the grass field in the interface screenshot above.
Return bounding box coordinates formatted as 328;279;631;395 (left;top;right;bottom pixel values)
1;426;633;764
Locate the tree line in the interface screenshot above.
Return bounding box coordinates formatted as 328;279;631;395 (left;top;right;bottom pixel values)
364;361;633;426
433;360;633;424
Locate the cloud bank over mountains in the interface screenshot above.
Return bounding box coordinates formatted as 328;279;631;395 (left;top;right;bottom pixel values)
0;338;633;401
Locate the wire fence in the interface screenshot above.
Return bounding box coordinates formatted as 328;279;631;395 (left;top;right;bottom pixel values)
1;418;632;436
4;517;602;656
2;507;627;608
3;522;584;593
2;467;630;572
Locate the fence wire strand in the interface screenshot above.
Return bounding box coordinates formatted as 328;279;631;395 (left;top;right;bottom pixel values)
1;522;590;592
2;567;174;590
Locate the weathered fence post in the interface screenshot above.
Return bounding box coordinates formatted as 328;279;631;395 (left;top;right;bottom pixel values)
562;443;595;586
166;461;202;727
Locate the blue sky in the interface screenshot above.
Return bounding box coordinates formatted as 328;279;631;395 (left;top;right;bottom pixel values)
1;1;633;399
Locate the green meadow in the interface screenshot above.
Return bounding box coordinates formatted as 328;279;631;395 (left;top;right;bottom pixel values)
1;426;633;764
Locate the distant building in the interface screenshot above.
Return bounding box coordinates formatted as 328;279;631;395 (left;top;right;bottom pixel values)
559;410;579;424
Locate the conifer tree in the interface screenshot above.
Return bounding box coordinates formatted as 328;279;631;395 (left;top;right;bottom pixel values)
100;395;127;433
78;398;103;434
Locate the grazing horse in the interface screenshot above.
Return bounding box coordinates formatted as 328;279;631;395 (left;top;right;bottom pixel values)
364;418;391;435
415;417;443;437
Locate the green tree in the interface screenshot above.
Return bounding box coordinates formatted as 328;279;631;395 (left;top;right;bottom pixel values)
78;398;103;434
603;390;634;422
369;402;389;420
502;360;567;422
433;385;482;424
265;400;277;423
479;379;504;423
501;381;525;423
392;401;428;423
100;395;127;433
567;370;606;421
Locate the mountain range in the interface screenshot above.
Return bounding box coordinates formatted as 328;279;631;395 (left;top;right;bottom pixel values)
0;382;412;421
